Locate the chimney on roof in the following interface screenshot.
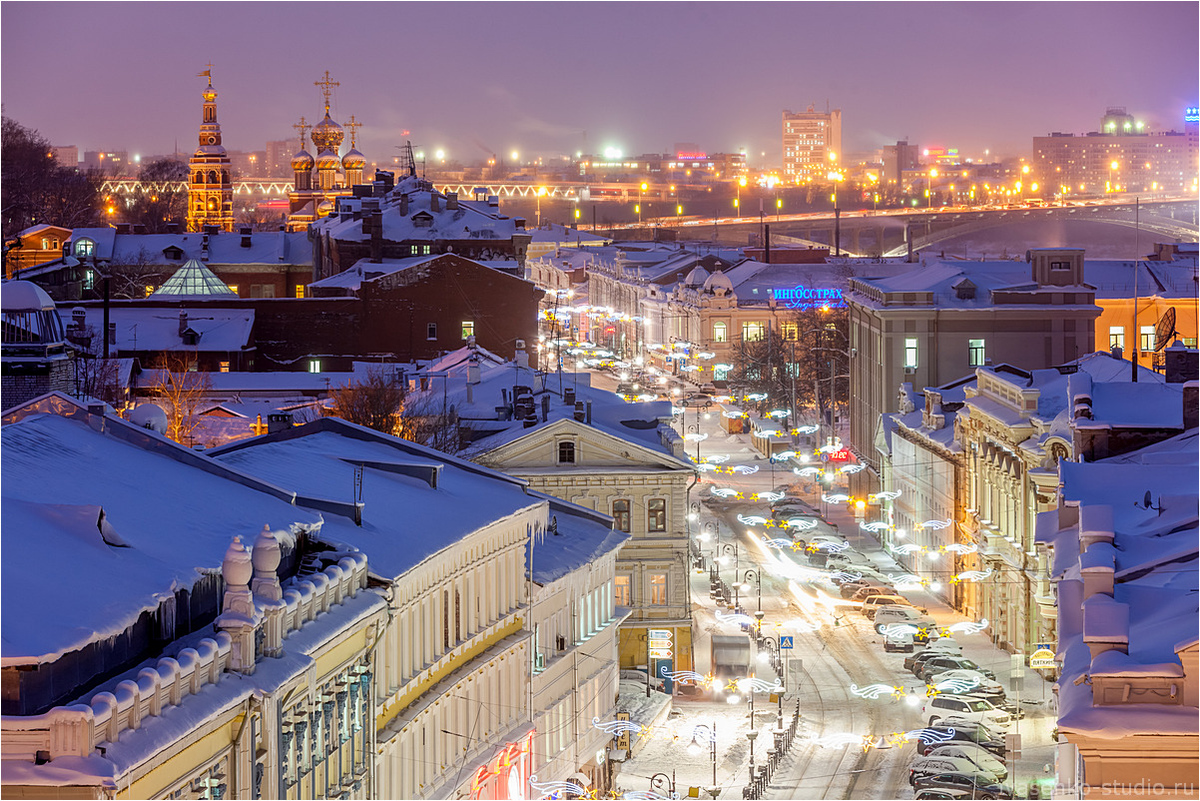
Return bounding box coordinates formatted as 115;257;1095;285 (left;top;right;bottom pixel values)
200;233;209;261
586;399;592;425
541;394;550;422
564;386;576;406
203;224;219;236
115;223;130;235
240;227;252;248
131;224;146;235
1164;341;1198;384
574;400;586;422
430;194;441;213
447;192;459;211
166;223;181;234
108;322;116;345
399;194;409;216
369;210;383;263
178;310;188;337
1183;381;1198;430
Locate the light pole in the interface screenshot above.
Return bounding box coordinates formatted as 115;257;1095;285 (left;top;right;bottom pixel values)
639;181;647;225
687;722;719;797
740;568;762;614
927;167;938;209
720;542;739;605
703;521;719;582
746;729;758;789
648;772;676;798
687;422;702;463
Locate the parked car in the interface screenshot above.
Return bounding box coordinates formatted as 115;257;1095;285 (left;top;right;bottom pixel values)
904;641;964;672
861;594;913;619
826;550;873;568
909;755;1001;786
938;715;1009;743
912;772;1013;800
873;606;939;637
917;655;995;681
915;726;1006;758
845;584;895;601
924;743;1008;781
925;669;1007;705
922;694;1011;730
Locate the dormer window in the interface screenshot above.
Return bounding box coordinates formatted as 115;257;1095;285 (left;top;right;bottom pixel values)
558;440;576;464
74;238;95;257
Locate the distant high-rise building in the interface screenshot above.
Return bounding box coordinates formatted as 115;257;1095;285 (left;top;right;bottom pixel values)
782;106;842;184
51;145;78;169
1032;106;1199;198
882;140;921;186
187;71;234;233
265;139;293;178
83;150;131;175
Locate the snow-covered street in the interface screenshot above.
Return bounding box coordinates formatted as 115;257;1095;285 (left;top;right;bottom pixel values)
607;379;1058;800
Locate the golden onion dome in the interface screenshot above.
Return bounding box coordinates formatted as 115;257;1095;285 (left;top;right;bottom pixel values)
310;112;344;154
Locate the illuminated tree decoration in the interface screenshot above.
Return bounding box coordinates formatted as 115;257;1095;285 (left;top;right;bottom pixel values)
591;716;647;737
529;776;589;798
945;618;989;634
951;569;994;584
870;490;902;502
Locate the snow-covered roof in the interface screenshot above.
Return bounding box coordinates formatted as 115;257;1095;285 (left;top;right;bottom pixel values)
1050;429;1199;740
1085;259;1198;300
209;418;545;581
1;402;322;665
51;229;310;268
59;305;254;354
307;255;439;291
528;495;628;585
312;181;528;246
2;280;57;311
850;258;1096;308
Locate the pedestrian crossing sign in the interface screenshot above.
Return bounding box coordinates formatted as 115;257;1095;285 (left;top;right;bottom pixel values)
780;636;794;649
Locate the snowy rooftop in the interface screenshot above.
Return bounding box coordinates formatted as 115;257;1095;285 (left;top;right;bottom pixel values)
1085;259;1199;300
59;305;254;354
1051;430;1198;739
850;259;1096;308
312;180;528;246
46;229;311;269
209;418;545;581
425;355;688;463
1;403;321;665
528;495;628;585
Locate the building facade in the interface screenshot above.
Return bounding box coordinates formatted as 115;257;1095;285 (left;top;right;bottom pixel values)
847;248;1102;493
782;107;842;185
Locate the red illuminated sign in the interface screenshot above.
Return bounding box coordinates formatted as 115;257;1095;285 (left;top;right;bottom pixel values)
470;730;535;800
675;151;708;160
823;449;851;462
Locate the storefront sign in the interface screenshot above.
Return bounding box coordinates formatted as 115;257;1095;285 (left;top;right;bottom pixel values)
1029;644;1056;670
470;730;535;800
771;286;846;310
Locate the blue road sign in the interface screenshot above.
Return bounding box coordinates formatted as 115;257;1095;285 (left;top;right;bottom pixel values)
780;636;794;649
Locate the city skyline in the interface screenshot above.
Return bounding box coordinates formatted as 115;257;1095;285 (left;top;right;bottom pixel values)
2;1;1197;168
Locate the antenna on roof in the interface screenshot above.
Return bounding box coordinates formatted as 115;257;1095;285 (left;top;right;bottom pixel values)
1136;490;1162;514
395;141;418;178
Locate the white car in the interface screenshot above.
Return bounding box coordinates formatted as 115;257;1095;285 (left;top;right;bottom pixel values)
908;755;999;786
927;669;1005;697
873;606;939;635
924;743;1008;781
922;694;1011;731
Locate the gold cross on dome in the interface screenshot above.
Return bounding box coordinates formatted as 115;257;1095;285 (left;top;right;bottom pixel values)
314;70;340;110
345;115;362;149
293;116;310;147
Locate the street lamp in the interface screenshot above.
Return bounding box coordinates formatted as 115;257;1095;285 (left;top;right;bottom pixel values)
639;181;647;224
648;772;676;798
719;542;739;604
740;568;762;614
703;521;719;582
687;722;719;797
927;167;938;209
746;729;759;783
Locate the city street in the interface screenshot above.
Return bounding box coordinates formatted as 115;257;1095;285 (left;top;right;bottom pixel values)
594;369;1058;800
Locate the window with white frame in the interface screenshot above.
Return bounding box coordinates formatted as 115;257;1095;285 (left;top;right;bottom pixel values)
904;337;919;369
650;573;667;605
968;338;986;367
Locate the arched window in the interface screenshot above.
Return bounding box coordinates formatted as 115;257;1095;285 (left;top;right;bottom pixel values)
194;172;203;184
713;321;728;342
207;171;217;184
74;238;95;257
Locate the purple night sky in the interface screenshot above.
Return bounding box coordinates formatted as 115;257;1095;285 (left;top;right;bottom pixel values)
2;2;1197;167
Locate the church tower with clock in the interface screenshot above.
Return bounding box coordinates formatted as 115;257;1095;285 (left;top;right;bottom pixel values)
187;69;234;232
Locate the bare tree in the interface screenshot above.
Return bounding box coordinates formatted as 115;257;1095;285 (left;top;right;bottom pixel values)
150;352;212;445
106;247;174;299
397;390;460;454
126;157;188;233
326;369;404;435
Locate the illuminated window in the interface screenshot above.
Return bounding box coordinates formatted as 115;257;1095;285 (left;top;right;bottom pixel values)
422;245;432;255
144;285;153;298
219;361;230;373
743;322;765;341
968;338;986;367
227;284;238;295
647;498;666;532
558;440;576;464
308;359;321;373
75;238;95;257
427;322;437;340
650;573;667;605
1140;325;1155;352
713;321;728;342
714;364;731;381
904;337;919;369
462;321;475;339
1109;326;1125;350
612;499;631;532
780;323;798;341
83;269;95;290
614;575;631;607
294;284;305;298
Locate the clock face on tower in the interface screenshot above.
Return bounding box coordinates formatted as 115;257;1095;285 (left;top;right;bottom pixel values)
208;137;216;145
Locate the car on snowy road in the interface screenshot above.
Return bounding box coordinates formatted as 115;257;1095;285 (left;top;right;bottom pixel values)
909;755;1004;785
911;772;1013;799
915;654;995;681
923;743;1008;781
923;694;1012;730
914;725;1006;758
904;642;963;672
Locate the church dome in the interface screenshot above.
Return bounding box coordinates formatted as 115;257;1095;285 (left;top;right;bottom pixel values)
291;149;315;170
316;199;334;217
703;270;734;294
342;148;365;169
684;265;710;286
315;150;341;170
310;113;344;154
2;280;65;348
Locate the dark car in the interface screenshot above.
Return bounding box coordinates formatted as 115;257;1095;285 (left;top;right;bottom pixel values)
916;727;1007;758
917;655;996;682
912;772;1013;799
906;647;961;673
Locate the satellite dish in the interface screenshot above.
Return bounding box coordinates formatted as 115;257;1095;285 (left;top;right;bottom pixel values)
1154;307;1176;352
1144;490;1153;509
